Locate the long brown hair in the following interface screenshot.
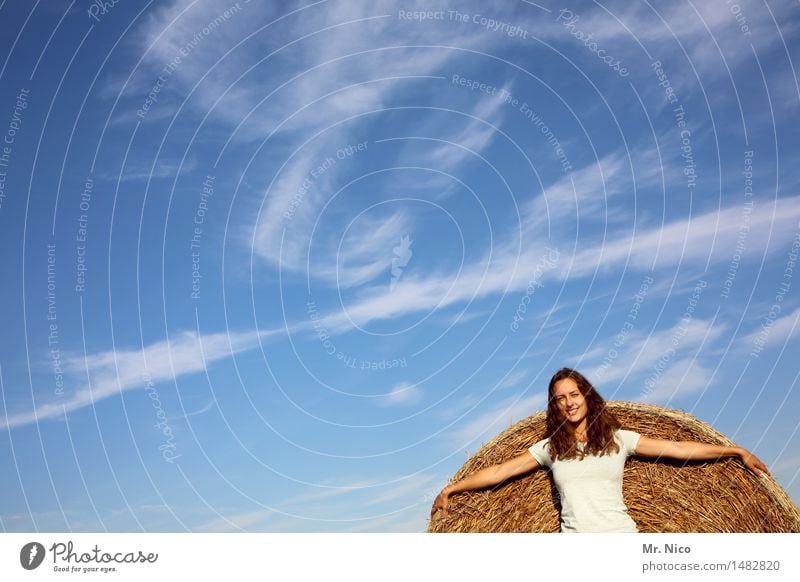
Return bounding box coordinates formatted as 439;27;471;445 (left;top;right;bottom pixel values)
546;368;620;460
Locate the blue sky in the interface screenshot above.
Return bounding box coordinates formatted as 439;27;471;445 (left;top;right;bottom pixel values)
0;0;799;532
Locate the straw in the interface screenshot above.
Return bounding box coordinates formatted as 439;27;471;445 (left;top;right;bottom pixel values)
428;401;800;533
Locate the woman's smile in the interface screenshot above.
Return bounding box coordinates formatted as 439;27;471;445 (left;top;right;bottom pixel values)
553;378;588;426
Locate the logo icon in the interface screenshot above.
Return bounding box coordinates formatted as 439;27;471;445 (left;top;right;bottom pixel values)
390;235;413;291
20;542;46;570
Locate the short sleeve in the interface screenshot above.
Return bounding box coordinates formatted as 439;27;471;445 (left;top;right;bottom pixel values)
528;438;552;467
616;429;641;456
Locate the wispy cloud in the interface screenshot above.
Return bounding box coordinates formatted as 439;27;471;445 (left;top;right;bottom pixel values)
364;472;440;506
312;210;413;289
195;508;274;533
115;156;198;182
124;0;507;281
521;149;657;231
447;393;546;450
557;196;800;278
385;87;512;198
496;369;529;390
740;307;800;350
2;329;275;430
538;1;796;80
376;382;422;407
637;358;715;404
310;193;800;335
194;471;439;532
575;316;727;397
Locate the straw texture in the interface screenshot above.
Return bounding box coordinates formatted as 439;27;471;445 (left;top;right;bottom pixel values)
428;401;800;533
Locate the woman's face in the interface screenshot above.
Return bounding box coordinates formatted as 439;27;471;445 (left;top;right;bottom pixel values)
553;378;588;426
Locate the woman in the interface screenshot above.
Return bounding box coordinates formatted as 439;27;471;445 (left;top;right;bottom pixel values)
430;368;769;532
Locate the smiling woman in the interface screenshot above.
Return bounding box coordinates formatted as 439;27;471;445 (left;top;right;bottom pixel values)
430;368;775;533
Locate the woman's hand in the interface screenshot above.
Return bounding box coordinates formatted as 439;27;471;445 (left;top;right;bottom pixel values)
635;437;770;478
429;453;541;521
740;449;769;477
430;487;451;519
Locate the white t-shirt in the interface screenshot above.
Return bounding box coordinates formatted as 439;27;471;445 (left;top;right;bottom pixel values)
527;429;641;533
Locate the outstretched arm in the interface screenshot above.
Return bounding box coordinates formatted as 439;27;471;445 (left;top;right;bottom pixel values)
634;436;769;477
430;452;541;519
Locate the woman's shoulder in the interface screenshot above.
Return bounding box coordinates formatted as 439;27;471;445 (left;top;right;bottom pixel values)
614;428;640;436
527;437;552;466
613;428;642;454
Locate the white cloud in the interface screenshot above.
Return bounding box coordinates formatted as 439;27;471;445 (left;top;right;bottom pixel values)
521;150;650;231
740;307;800;350
364;472;440;506
129;0;512;285
557;196;800;279
2;329;275;430
313;210;413;289
447;393;546;450
539;1;795;78
377;382;422;407
395;87;511;188
496;369;529;390
309;194;800;335
637;358;714;404
582;317;726;385
195;508;274;533
115;156;198;182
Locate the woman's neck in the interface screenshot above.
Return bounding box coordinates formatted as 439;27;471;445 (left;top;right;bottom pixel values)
569;421;588;442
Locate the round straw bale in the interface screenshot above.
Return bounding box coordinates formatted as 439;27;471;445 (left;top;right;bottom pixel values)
428;401;800;533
